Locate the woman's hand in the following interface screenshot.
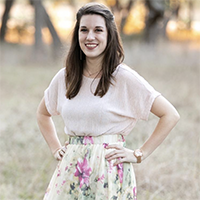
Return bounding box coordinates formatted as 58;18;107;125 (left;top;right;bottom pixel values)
105;144;137;166
53;141;69;161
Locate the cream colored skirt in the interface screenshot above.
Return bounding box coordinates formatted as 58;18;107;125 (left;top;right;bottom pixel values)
43;135;137;200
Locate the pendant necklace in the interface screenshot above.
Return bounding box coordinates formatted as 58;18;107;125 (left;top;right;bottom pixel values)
85;68;102;77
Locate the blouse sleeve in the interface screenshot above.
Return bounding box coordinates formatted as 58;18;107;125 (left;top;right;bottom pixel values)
44;68;65;116
118;66;161;121
133;76;161;121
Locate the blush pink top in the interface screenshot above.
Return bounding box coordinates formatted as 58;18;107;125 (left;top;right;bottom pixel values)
44;64;161;136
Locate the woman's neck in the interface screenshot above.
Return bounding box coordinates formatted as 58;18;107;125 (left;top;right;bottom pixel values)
84;57;103;78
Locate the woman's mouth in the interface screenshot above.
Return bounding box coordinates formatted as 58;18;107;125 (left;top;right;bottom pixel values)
85;43;98;49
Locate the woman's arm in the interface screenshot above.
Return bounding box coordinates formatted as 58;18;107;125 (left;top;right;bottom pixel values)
105;95;180;165
140;95;180;160
36;97;66;160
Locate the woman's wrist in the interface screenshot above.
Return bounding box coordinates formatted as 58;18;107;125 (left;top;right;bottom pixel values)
52;146;62;155
133;149;143;163
52;142;69;161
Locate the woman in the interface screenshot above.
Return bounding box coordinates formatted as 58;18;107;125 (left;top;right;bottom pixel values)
37;2;180;200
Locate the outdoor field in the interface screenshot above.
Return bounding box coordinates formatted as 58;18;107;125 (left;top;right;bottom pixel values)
0;41;199;200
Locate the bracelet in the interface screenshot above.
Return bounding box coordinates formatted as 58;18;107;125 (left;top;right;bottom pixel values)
133;149;143;163
52;147;61;155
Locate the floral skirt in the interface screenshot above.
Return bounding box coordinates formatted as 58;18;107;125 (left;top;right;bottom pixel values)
43;135;137;200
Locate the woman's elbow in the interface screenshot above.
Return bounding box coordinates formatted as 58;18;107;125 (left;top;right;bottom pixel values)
36;97;51;118
171;109;180;125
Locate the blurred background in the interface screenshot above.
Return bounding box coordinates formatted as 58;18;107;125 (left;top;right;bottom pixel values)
0;0;199;199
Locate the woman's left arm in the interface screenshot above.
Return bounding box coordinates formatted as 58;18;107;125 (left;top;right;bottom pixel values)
105;95;180;165
140;95;180;160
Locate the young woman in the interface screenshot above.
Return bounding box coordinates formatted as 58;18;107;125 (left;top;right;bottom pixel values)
37;3;180;200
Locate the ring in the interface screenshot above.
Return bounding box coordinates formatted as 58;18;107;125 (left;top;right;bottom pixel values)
59;149;65;156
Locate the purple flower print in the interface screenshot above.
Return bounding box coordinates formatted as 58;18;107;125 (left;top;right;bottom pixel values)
45;187;50;195
117;162;123;183
83;136;94;145
57;170;61;177
103;143;108;148
97;174;105;183
108;160;113;173
62;180;66;186
133;187;137;199
74;157;92;188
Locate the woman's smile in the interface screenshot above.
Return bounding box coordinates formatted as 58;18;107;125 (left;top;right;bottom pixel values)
85;43;98;50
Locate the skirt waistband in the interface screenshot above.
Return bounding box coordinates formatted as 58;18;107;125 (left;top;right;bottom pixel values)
69;134;125;145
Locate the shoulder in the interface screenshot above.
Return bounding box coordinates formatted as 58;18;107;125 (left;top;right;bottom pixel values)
50;68;65;83
47;68;65;89
113;63;158;93
54;68;65;79
114;63;146;85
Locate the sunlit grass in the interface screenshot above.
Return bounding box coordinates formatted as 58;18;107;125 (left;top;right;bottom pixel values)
0;41;199;199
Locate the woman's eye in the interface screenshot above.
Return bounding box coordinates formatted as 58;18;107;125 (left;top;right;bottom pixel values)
80;29;87;32
96;29;103;32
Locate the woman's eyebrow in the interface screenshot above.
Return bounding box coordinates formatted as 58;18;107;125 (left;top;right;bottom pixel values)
80;26;105;29
95;26;104;28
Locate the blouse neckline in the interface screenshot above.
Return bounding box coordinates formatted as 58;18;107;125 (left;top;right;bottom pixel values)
82;64;121;80
82;74;101;80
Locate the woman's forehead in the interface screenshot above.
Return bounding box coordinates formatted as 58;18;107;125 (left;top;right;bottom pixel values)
79;14;106;28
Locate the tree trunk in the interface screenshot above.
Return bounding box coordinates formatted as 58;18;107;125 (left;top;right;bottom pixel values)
32;0;43;51
110;0;135;34
30;0;62;60
144;0;165;43
41;5;62;49
0;0;14;41
188;0;194;29
120;0;135;34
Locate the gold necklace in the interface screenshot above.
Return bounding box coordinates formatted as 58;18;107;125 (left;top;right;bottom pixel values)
84;68;102;77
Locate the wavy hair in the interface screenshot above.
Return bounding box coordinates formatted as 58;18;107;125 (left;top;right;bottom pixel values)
65;2;124;99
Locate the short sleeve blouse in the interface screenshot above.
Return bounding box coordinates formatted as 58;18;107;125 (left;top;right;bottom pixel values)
44;64;161;136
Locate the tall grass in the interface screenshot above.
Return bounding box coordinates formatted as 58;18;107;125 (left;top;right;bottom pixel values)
0;41;199;200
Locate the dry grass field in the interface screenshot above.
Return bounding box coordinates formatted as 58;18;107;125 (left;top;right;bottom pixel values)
0;41;199;200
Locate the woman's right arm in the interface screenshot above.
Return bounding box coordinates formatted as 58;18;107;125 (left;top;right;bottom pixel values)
36;97;65;160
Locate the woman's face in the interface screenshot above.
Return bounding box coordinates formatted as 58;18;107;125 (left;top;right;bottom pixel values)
79;14;108;60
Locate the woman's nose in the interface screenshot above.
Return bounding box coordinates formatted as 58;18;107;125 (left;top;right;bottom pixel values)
86;31;95;40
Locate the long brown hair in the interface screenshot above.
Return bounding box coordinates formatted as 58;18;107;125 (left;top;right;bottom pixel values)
65;3;124;99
